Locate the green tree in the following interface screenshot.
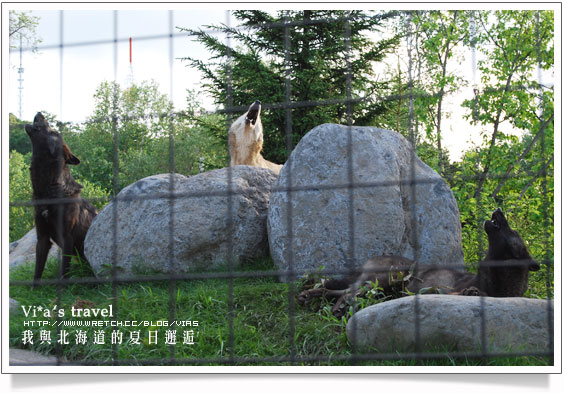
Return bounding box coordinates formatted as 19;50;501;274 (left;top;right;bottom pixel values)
462;10;554;201
450;10;554;294
450;133;553;299
9;10;41;51
409;11;470;175
65;81;227;193
66;80;174;192
116;113;227;188
180;10;399;163
369;11;470;177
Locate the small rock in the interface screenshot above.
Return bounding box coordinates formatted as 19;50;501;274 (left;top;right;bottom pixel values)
9;228;59;269
9;348;60;366
346;295;554;353
9;298;20;314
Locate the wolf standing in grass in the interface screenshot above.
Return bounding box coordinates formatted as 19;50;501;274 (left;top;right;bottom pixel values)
25;112;97;284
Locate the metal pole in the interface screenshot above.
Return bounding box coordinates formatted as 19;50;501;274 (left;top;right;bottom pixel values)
18;34;23;119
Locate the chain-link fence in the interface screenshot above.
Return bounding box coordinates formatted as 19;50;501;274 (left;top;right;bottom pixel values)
8;9;555;368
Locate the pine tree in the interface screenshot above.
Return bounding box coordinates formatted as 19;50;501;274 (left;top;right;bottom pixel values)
180;10;399;163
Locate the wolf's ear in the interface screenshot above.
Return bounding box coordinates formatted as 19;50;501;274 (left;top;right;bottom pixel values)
63;142;80;165
66;153;80;165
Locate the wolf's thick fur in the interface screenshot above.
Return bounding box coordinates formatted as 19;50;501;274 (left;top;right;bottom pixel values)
298;209;539;317
228;101;283;174
477;207;540;296
25;112;97;283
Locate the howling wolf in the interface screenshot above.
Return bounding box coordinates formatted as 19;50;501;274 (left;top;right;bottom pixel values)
228;100;283;174
25;112;97;283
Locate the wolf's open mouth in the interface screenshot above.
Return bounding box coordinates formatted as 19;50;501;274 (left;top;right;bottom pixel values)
485;208;507;232
245;101;261;125
490;208;505;228
246;110;258;125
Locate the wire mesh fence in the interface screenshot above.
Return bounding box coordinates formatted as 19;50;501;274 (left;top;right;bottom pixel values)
8;9;555;368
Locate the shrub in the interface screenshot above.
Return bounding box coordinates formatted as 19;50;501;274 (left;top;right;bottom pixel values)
9;151;33;242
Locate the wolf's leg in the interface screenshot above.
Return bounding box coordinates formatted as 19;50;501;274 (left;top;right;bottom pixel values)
297;287;350;306
60;234;75;278
297;287;328;306
34;232;52;285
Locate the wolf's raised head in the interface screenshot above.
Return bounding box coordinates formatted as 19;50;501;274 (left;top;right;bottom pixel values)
227;101;282;174
25;112;80;165
229;100;263;138
484;208;540;271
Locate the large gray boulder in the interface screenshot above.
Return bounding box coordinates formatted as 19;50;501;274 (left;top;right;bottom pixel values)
85;166;277;277
347;295;553;353
9;228;59;269
267;124;464;281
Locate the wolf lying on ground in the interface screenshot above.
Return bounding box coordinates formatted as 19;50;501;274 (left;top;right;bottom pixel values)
25;112;98;283
228;100;283;174
298;208;540;317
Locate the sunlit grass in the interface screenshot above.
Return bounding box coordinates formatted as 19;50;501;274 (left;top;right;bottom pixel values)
9;256;551;366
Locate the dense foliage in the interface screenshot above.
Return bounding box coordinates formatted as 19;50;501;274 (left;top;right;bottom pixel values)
60;81;227;193
454;10;554;276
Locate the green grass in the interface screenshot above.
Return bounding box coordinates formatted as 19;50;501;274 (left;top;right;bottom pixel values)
9;256;552;367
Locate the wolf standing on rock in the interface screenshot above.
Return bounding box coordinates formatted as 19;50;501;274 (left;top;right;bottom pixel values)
228;101;283;174
25;112;97;283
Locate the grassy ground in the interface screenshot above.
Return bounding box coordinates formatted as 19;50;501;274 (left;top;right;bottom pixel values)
9;256;552;367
